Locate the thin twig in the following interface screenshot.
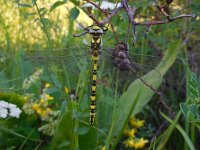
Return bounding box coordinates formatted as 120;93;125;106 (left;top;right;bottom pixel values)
85;8;100;25
110;22;120;43
99;5;123;24
121;0;137;45
135;14;196;26
156;5;171;21
73;30;88;37
128;66;162;97
138;76;162;97
75;0;195;45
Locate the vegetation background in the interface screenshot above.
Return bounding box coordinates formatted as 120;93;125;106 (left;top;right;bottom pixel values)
0;0;199;149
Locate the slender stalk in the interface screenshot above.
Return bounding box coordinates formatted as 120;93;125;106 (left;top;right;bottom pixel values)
33;0;53;49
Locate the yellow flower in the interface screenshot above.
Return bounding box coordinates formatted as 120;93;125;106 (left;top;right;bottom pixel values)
32;103;40;110
128;128;137;138
124;138;135;148
46;94;53;100
134;138;148;149
124;138;148;149
40;99;45;104
65;87;69;94
130;117;145;128
39;99;48;107
45;83;51;88
37;108;47;117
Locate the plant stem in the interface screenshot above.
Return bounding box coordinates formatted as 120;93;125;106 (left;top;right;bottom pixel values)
33;0;53;49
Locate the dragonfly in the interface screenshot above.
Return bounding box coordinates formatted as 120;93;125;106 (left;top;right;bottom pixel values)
26;24;164;126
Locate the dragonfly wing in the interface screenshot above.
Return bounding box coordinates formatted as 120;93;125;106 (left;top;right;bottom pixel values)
24;47;92;74
127;51;165;68
130;61;162;79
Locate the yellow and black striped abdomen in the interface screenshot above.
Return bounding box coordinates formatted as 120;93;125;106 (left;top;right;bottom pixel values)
90;55;98;125
89;24;105;126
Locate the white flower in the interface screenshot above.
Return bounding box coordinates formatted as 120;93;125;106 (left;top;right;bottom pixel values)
0;100;8;108
0;108;8;118
9;107;22;118
100;1;121;10
82;1;121;10
8;103;16;109
0;100;22;119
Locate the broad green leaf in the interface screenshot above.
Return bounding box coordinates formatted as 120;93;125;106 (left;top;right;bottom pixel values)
50;1;67;12
105;39;181;149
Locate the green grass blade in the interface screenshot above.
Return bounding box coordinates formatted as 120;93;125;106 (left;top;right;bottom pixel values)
160;111;195;150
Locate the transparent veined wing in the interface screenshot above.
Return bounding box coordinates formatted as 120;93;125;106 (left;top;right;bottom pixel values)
100;44;165;79
25;43;165;81
25;45;93;74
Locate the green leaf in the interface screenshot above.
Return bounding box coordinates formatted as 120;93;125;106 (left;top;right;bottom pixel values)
188;104;198;116
50;1;67;12
51;74;62;89
70;0;80;6
180;103;200;125
105;39;181;149
69;7;80;20
41;18;51;25
188;72;200;98
50;104;73;150
180;103;189;117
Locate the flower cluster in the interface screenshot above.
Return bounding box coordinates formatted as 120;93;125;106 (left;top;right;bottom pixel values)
123;117;148;149
23;83;60;136
22;68;43;90
38;110;60;136
32;83;53;119
0;100;22;119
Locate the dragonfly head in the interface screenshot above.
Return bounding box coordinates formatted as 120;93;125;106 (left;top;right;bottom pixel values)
87;24;108;35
